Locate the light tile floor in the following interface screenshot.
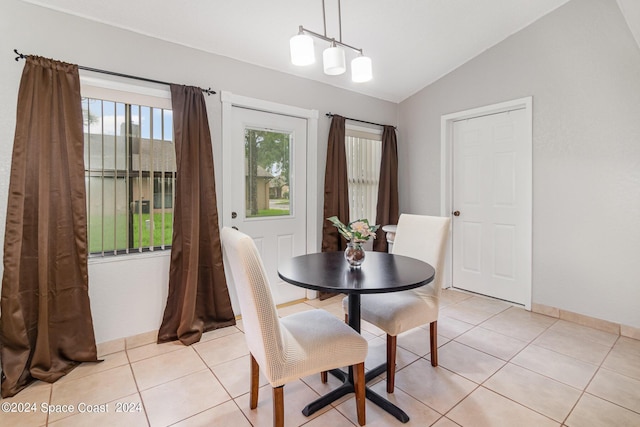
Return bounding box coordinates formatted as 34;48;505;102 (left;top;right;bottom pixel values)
2;289;640;426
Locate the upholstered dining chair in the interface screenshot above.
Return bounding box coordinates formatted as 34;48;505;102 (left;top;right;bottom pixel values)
221;227;368;427
342;214;450;393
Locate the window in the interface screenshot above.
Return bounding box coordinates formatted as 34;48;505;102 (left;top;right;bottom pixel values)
81;80;175;256
345;127;382;222
244;127;291;218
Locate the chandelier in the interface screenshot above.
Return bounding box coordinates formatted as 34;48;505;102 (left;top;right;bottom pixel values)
289;0;373;83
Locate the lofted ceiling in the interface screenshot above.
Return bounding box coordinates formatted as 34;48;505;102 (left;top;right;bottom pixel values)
20;0;640;103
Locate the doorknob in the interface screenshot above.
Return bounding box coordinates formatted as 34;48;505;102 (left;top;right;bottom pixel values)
231;212;237;219
453;211;461;217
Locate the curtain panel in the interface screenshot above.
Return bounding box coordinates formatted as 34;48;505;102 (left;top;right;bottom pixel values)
373;126;399;252
158;85;235;346
1;56;98;398
321;115;350;253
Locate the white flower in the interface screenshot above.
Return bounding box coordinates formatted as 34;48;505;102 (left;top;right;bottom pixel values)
327;216;380;243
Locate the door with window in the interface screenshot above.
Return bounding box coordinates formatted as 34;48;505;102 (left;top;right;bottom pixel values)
223;107;307;306
452;107;531;305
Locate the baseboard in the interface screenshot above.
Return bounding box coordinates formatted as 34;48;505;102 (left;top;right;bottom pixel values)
531;302;639;339
97;299;639;357
97;298;312;357
97;330;158;357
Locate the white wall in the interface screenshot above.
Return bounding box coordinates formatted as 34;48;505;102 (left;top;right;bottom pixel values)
3;0;638;342
0;0;398;343
399;0;640;328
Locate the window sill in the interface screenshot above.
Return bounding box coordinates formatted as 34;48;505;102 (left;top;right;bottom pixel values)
88;250;171;265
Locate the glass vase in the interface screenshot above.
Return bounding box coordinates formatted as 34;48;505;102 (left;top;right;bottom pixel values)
344;240;366;268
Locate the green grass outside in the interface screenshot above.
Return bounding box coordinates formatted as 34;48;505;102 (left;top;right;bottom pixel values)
247;208;289;218
88;213;173;253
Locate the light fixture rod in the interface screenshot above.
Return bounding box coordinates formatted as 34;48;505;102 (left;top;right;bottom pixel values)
322;0;327;37
298;26;363;54
338;0;343;42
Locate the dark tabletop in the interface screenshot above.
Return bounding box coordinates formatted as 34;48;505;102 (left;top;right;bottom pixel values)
278;251;435;294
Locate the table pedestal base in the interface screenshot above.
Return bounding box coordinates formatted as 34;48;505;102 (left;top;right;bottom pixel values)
301;363;409;423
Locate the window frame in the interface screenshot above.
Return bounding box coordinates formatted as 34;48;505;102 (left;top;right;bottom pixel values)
345;124;383;224
80;73;175;258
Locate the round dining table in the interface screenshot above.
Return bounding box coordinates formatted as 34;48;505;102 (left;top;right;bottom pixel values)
278;251;435;423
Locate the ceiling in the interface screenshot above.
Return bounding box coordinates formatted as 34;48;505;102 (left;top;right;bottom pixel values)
20;0;640;103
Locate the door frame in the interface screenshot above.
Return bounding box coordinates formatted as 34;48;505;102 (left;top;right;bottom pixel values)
440;96;533;309
221;92;319;295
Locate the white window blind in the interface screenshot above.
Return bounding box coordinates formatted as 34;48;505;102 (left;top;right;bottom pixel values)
345;127;382;223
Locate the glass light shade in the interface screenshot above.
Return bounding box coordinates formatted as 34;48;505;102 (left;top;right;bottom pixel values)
323;46;346;75
290;34;315;66
351;55;373;83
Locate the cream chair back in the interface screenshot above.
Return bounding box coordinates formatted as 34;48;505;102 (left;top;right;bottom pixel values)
391;214;451;297
221;227;285;382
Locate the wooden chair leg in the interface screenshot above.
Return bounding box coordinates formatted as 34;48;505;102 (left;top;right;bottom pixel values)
386;334;397;393
320;371;328;383
273;386;284;427
353;362;366;426
430;321;438;367
250;354;259;409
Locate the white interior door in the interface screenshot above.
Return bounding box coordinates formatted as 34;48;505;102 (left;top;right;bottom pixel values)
452;108;531;305
223;107;307;306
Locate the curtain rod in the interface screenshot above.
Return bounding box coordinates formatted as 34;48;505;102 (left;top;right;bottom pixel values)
326;112;397;130
14;49;216;96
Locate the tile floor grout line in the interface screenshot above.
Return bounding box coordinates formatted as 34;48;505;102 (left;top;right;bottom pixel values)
45;381;52;427
126;339;190;364
560;333;640;423
479;364;578;425
194;341;239;400
563;388;588;426
45;361;147;426
490;313;561;358
438;382;483;423
448;333;518;363
463;321;546;345
440;301;518;331
123;348;152;427
582;390;640;416
231;397;256;427
392;358;472;417
158;341;243;426
507;348;598;392
481;385;562;425
190;341;242;418
513;341;602;369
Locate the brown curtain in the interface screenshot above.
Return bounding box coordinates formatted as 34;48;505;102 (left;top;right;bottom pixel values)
321;115;350;253
320;115;349;299
1;56;98;398
373;125;399;252
158;85;235;346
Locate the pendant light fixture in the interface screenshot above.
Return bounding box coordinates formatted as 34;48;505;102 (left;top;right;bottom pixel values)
323;41;346;75
351;53;373;83
289;0;372;82
290;29;315;66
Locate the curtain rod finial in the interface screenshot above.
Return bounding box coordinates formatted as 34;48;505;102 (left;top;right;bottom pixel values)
14;49;26;62
202;87;217;96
